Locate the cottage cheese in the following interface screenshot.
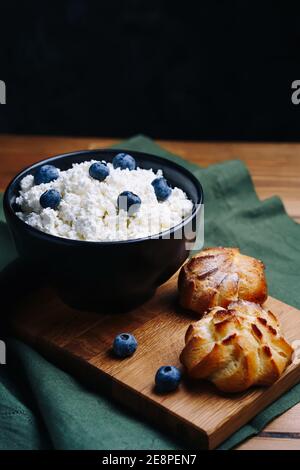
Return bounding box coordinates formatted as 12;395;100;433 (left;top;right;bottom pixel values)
16;160;193;241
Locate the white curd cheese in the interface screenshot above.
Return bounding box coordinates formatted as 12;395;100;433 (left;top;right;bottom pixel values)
16;160;193;241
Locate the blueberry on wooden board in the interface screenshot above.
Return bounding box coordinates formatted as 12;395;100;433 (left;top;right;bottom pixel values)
113;333;138;358
155;366;182;392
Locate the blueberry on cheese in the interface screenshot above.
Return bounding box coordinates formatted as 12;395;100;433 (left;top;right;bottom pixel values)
152;177;172;201
40;189;61;210
89;161;110;181
112;153;136;171
34;165;59;185
117;191;141;215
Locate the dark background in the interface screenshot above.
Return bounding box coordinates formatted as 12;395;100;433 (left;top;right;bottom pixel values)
0;0;300;140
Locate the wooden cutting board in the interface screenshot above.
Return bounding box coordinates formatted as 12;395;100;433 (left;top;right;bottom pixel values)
10;275;300;449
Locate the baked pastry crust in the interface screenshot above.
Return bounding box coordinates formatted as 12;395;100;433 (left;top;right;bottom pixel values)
178;247;268;317
180;300;293;393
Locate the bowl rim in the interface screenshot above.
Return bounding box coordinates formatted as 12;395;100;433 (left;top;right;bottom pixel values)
3;148;204;246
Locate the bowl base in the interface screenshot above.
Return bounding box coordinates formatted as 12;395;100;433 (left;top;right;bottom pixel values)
57;287;156;314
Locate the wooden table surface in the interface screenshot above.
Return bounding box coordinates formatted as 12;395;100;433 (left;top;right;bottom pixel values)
1;134;300;450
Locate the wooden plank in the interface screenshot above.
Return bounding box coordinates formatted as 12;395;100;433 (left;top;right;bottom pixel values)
10;274;300;450
236;402;300;448
263;403;300;433
238;436;300;450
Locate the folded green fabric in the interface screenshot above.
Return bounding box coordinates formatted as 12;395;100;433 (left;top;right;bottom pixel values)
1;135;300;450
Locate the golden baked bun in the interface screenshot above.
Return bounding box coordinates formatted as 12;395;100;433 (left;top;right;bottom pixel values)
178;247;268;317
180;301;293;393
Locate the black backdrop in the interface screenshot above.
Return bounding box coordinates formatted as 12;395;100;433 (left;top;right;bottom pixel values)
1;0;300;140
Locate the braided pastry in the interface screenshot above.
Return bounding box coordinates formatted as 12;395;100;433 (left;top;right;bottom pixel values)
180;300;293;393
178;247;267;317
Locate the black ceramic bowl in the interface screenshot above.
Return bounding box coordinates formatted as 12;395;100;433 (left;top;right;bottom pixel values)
4;149;203;312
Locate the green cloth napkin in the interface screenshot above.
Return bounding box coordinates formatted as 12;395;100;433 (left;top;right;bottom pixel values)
1;135;300;450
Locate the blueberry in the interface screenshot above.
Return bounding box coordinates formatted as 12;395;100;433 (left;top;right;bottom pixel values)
34;165;59;185
113;333;138;358
151;177;172;201
112;153;136;171
40;189;61;210
117;191;141;215
155;366;182;393
89;161;110;181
